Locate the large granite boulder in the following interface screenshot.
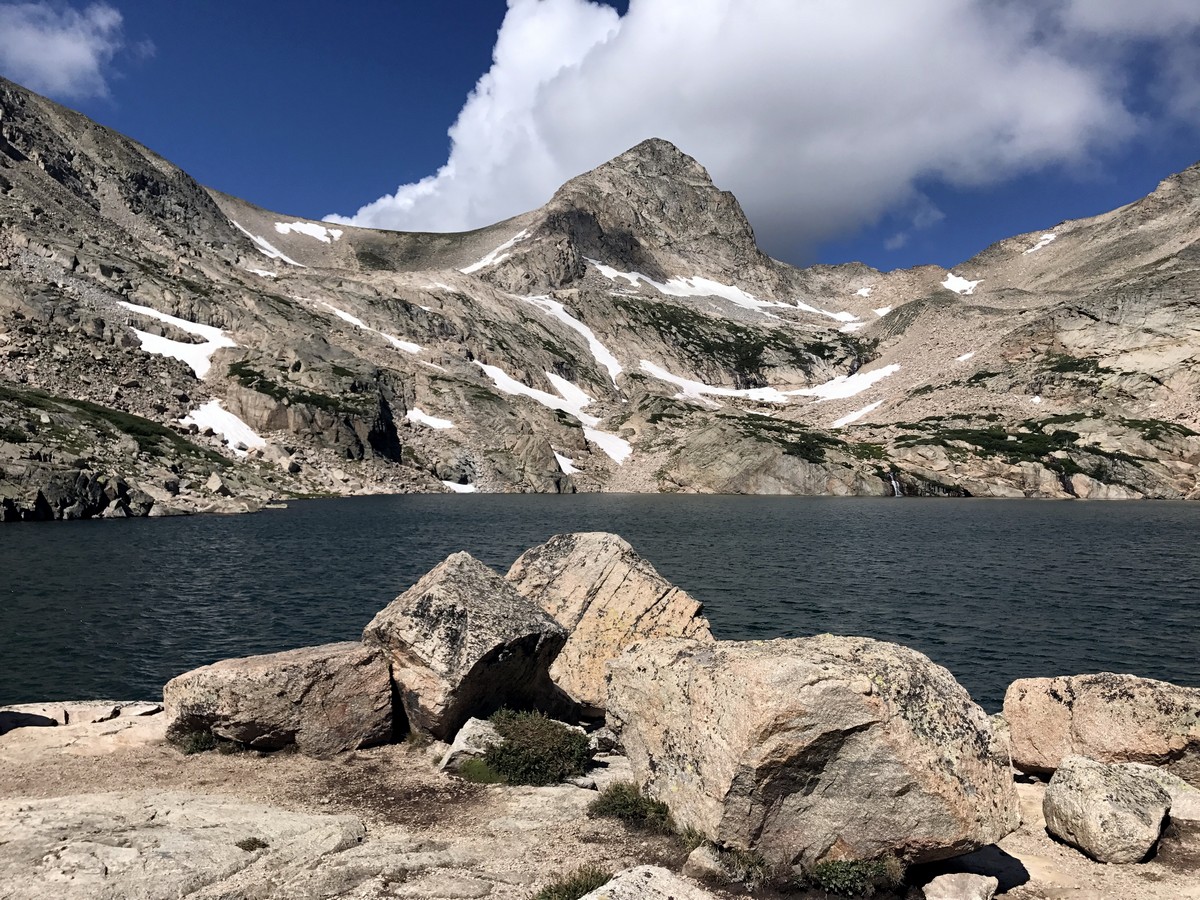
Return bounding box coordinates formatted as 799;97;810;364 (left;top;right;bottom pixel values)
1003;674;1200;783
162;642;392;757
1042;756;1171;863
606;636;1018;868
362;551;568;740
506;532;712;714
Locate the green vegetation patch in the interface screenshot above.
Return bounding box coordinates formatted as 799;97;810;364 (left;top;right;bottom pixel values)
587;781;675;834
1043;353;1108;375
228;360;370;415
613;297;855;382
724;412;845;463
482;710;593;786
531;866;611;900
1119;417;1199;443
456;757;507;784
235;837;269;852
800;856;905;897
0;423;28;443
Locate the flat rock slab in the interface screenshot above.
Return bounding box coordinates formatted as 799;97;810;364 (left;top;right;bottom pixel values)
608;635;1018;867
163;641;392;757
1042;756;1171;864
363;551;567;740
0;791;367;900
578;865;718;899
1159;791;1200;869
506;532;712;713
0;700;161;735
1004;674;1200;783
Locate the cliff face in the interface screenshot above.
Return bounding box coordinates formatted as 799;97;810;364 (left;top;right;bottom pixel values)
2;74;1199;518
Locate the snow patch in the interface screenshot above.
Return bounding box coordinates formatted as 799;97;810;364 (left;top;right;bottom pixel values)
956;351;976;362
231;221;305;267
180;400;265;456
274;221;343;243
941;273;981;295
856;287;873;297
1024;233;1057;254
407;407;454;429
639;360;789;404
524;295;622;385
873;306;893;317
791;298;860;323
441;480;478;493
460;229;530;274
789;364;901;401
1030;395;1043;404
839;321;867;333
831;400;883;428
117;301;236;378
246;268;276;279
554;451;581;475
309;299;423;354
474;362;631;464
588;259;784;316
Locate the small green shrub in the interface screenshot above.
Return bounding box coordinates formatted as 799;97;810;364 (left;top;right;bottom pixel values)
0;424;27;443
530;865;611;900
457;757;507;784
175;728;217;755
483;710;592;786
235;836;269;852
586;781;674;833
803;856;905;897
404;730;433;750
718;847;776;889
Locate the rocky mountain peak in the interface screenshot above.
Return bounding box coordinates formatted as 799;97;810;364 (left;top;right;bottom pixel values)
478;137;769;293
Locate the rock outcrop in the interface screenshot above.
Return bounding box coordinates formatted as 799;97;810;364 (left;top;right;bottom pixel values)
1158;792;1200;868
438;717;502;773
1042;756;1172;864
577;865;719;900
1003;674;1200;783
606;635;1018;867
922;873;999;900
162;642;392;757
362;551;568;739
506;531;712;713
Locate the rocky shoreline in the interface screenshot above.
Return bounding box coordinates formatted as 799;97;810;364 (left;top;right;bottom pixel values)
2;532;1197;899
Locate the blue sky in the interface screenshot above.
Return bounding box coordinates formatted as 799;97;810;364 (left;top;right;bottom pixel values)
1;0;1197;272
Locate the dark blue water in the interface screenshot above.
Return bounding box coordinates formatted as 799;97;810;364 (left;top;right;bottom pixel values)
2;496;1198;711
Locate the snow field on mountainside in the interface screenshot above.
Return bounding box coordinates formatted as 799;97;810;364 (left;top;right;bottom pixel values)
116;301;236;379
274;222;343;243
523;295;622;385
942;273;981;294
830;400;884;428
406;408;454;429
180;400;265;454
307;299;422;354
230;221;304;267
474;362;632;463
460;230;530;274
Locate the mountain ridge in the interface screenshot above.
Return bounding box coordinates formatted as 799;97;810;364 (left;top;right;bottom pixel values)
2;74;1199;519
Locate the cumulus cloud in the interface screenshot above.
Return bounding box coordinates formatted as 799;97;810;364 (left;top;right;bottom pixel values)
0;2;131;100
330;0;1198;260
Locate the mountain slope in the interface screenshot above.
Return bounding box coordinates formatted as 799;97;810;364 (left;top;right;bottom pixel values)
2;75;1198;519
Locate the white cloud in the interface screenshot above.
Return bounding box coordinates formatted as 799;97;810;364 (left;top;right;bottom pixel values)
0;2;130;100
330;0;1194;258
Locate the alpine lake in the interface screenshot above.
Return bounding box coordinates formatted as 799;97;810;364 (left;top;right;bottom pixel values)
3;495;1198;712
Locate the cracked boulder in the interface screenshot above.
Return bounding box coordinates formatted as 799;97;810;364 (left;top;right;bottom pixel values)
1042;756;1172;863
162;642;392;757
362;551;568;740
506;531;712;714
606;635;1018;867
1003;674;1200;784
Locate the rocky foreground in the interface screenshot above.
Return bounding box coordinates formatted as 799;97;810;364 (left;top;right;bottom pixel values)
2;533;1198;899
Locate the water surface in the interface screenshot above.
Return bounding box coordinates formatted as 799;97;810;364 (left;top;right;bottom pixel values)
3;495;1197;711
